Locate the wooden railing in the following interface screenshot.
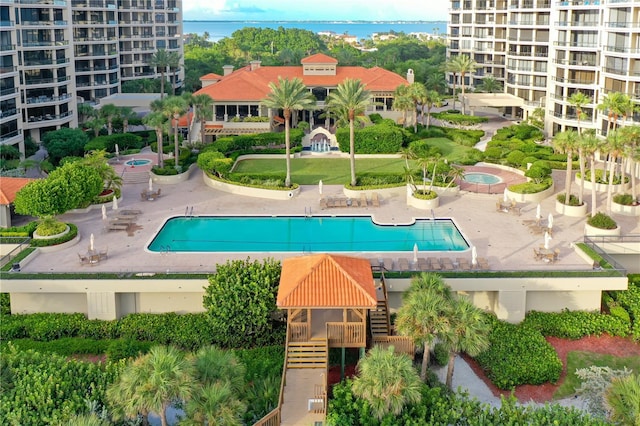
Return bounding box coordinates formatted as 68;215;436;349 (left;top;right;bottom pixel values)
380;272;391;333
372;335;416;356
288;322;309;342
326;322;366;348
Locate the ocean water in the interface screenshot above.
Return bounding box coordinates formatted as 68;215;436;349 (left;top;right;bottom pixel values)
183;20;447;42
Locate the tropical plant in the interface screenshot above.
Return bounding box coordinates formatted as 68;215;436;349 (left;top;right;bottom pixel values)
85;117;106;138
183;381;247;426
161;96;189;168
119;106;137;133
192;93;213;143
167;50;182;96
408;82;427;133
142;111;168;168
351;346;422;420
449;55;477;114
569;91;591;136
604;129;626;214
81;150;122;193
597;92;635;134
580;132;602;216
106;345;194;426
552;130;579;206
423;89;442;128
261;77;316;187
478;76;502;93
42;128;89;166
395;272;453;380
393;84;413;128
149;49;171;99
77;103;96;125
617;125;640;207
99;103;119;136
326;78;372;186
604;373;640;425
575;365;632;419
439;297;491;389
444;57;459;110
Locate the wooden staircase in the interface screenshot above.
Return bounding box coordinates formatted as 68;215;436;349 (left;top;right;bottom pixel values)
286;339;328;369
370;274;391;338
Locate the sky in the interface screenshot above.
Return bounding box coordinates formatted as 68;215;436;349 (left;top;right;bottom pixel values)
182;0;449;21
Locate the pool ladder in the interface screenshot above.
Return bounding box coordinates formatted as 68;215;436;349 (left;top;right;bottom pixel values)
185;206;194;217
159;245;171;255
304;206;312;218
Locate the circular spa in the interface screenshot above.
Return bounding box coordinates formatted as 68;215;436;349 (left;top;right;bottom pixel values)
125;159;152;166
463;172;502;185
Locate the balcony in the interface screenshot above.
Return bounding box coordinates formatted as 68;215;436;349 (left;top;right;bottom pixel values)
19;0;67;4
0;65;17;73
25;75;71;86
0;129;21;143
0;87;18;97
21;20;67;26
604;45;640;54
26;93;72;104
27;110;74;123
1;44;16;51
0;108;19;119
1;20;15;27
22;40;69;47
553;59;596;66
552;76;596;85
553;41;598;48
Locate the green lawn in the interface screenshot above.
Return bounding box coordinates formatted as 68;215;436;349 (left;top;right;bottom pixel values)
553;351;640;399
423;137;476;163
233;157;409;185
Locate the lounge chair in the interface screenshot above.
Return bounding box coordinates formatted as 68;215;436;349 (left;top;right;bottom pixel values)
533;248;542;261
360;193;368;207
119;209;142;216
440;257;454;271
382;258;394;271
477;257;490;270
427;257;441;270
457;258;471;270
319;197;328;210
397;258;410;271
339;198;348;207
108;223;129;231
417;257;429;271
349;198;359;207
372;193;380;207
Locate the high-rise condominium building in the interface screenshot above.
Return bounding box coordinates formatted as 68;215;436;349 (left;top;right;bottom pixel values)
0;0;183;154
447;0;639;136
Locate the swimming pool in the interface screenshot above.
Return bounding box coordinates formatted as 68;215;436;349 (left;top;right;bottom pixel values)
147;216;470;253
463;172;502;185
125;159;152;166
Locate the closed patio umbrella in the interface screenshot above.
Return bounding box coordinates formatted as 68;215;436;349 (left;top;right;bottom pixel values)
90;233;95;252
413;243;418;263
544;231;552;250
112;195;118;210
319;180;323;195
149;177;153;192
471;246;478;266
101;204;107;221
548;213;553;230
536;203;541;220
503;188;508;203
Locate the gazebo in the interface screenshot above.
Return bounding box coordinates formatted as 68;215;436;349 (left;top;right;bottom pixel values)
0;177;34;228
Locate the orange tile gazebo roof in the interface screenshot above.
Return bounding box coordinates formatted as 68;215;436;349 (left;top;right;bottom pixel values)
277;254;377;309
0;177;34;205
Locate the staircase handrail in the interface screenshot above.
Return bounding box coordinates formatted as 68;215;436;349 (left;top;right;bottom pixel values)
380;272;391;334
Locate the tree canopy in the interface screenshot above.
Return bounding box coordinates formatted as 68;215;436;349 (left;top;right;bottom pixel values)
42;128;89;166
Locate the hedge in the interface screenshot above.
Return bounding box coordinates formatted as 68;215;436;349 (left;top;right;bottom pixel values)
212;130;304;154
335;123;404;154
28;223;78;247
522;310;630;339
475;317;562;389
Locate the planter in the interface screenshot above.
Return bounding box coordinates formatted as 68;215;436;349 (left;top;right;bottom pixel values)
406;185;440;210
202;171;301;200
33;225;70;240
576;175;630;192
506;182;555;203
584;222;620;237
151;163;196;185
555;199;587;217
611;201;640;217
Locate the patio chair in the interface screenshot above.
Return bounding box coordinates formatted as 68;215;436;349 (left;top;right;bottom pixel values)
349;197;359;207
372;193;380;207
360;193;368;207
108;223;129;231
428;257;441;270
339;198;348;207
141;190;149;200
78;253;90;265
98;247;108;260
553;248;560;262
369;258;382;271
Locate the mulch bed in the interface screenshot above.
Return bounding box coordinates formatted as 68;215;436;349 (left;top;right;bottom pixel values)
464;335;640;403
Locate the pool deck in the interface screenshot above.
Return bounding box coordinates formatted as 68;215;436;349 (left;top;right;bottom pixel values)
16;164;640;274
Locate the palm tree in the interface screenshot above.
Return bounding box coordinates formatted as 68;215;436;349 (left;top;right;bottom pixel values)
82;150;122;193
149;49;171;99
326;78;372;187
552;130;579;206
192;93;213;143
119;106;137;133
167;51;182;96
395;272;453;380
142;111;168;168
261;77;315;187
107;345;194;426
478;76;502;94
598;92;634;134
161;96;189;168
439;297;491;389
408;82;427;133
351;346;422;420
604;129;627;214
99;103;119;135
604;373;640;426
85;117;105;138
618;125;640;205
568;91;590;135
193;346;246;392
393;84;413;128
453;55;477;115
77;103;96;125
444;57;459;111
183;382;247;426
423;90;442;128
580;132;603;217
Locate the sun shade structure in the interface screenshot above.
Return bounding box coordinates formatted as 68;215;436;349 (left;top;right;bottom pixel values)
277;254;377;309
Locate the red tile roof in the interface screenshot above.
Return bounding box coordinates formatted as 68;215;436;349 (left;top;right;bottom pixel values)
277;254;377;308
201;72;223;80
0;177;35;205
193;55;408;101
301;53;338;64
171;110;193;128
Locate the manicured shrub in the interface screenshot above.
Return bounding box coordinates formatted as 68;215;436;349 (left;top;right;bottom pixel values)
505;150;526;167
368;113;383;123
433;342;449;367
613;193;635;205
475;318;562;389
611;279;640;341
522;310;630;339
483;146;503;161
29;223;78;247
336;123;404;154
578;169;629;185
508;179;552;194
557;193;582;206
1;293;10;315
409;140;442;158
587;212;617;230
524;165;551;183
106;338;153;361
609;306;631;329
412;189;438;200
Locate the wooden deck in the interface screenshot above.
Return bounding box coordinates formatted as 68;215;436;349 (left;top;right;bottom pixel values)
280;368;326;426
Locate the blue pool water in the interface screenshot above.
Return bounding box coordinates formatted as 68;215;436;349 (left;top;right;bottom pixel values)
147;216;469;253
463;172;502;185
125;159;151;166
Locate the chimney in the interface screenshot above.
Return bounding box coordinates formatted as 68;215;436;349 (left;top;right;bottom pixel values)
222;65;234;76
406;68;415;84
249;60;261;71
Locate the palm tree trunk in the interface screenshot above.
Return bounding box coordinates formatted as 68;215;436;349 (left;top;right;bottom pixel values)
606;156;616;214
200;118;205;144
420;342;430;380
108;119;113;135
156;129;164;168
349;117;356;186
413;105;418;133
174;121;179;168
632;160;638;202
160;71;165;99
590;156;597;217
460;72;466;115
578;148;585;205
160;404;168;426
426;106;432;128
564;150;573;205
284;110;291;187
446;353;456;389
451;74;457;111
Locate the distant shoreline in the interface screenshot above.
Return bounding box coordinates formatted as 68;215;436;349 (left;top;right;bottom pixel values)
184;20;447;24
